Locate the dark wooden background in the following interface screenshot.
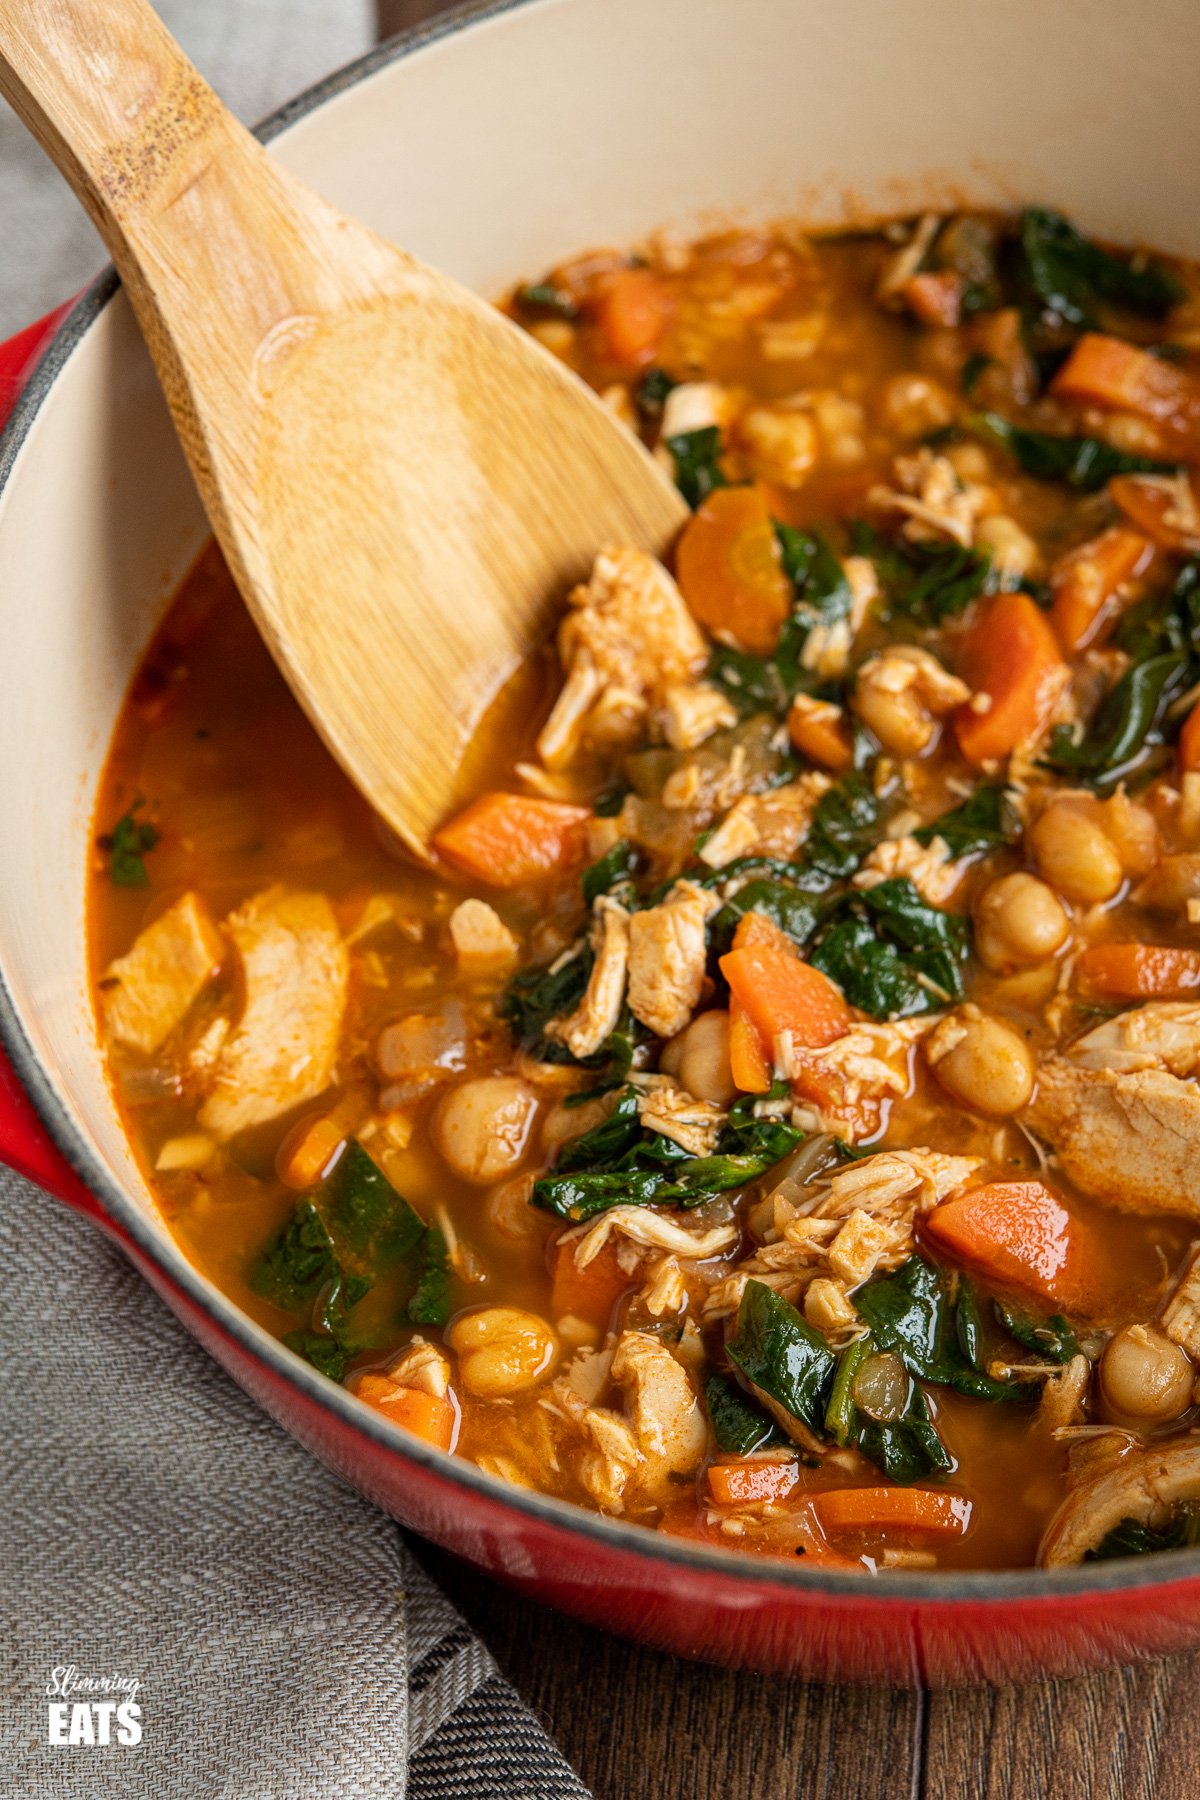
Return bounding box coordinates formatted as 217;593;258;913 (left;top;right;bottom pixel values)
376;0;1196;1789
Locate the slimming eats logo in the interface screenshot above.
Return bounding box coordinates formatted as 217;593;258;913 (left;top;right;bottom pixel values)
45;1666;143;1748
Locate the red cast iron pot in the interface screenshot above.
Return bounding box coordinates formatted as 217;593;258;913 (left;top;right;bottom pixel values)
3;0;1200;1683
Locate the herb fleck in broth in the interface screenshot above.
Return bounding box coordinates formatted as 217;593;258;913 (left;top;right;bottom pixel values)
91;211;1200;1571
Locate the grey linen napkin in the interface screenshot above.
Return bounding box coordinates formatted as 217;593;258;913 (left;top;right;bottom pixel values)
0;3;592;1794
0;1172;591;1798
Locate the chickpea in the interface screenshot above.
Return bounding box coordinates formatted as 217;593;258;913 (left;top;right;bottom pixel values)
448;1306;559;1398
926;1007;1035;1117
1100;1324;1193;1423
974;872;1072;973
486;1176;543;1242
434;1076;537;1184
1030;803;1123;906
737;405;818;487
667;1009;738;1107
540;1093;610;1155
880;372;956;440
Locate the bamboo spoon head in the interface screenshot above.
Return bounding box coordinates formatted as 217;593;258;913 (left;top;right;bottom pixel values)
238;267;687;856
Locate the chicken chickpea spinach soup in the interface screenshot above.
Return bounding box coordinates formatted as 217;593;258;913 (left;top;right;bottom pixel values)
92;209;1200;1572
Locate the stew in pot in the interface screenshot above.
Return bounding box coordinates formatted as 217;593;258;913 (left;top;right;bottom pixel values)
90;208;1200;1571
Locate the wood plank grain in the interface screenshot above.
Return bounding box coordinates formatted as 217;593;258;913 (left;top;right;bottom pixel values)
419;1543;921;1800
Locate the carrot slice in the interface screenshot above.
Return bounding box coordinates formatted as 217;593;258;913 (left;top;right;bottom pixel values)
729;992;773;1093
953;592;1066;766
902;270;964;328
921;1180;1093;1309
433;793;590;887
1051;333;1200;456
276;1114;346;1190
1181;704;1200;774
594;268;673;366
721;920;852;1055
787;695;855;773
675;485;792;655
1075;942;1200;1002
707;1460;800;1507
550;1235;632;1331
813;1486;972;1540
1049;526;1153;652
355;1378;456;1451
1109;473;1200;554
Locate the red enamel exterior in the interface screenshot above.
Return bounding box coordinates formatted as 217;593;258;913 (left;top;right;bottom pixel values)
3;302;1200;1686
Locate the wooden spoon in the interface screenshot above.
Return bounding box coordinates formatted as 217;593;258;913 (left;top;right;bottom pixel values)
0;0;687;856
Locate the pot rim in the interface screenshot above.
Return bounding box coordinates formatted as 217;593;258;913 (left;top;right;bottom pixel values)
2;0;1196;1612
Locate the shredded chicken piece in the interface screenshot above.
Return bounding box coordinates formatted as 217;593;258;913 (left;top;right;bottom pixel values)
546;897;630;1061
1029;1056;1200;1220
800;555;879;679
782;1015;933;1141
698;772;832;869
1162;1247;1200;1358
1040;1439;1200;1566
852;833;961;905
640;1257;689;1317
659;380;733;442
536;546;709;768
827;1208;893;1285
448;898;519;978
380;1338;452;1400
199;887;348;1140
1067;1002;1200;1078
610;1330;708;1501
627;880;715;1038
636;1081;726;1155
657;680;739;750
804;1276;861;1339
549;1380;643;1513
1038;1354;1092;1432
868;448;985;547
565;1206;739;1271
824;1146;980;1218
876;212;942;304
101;891;223;1055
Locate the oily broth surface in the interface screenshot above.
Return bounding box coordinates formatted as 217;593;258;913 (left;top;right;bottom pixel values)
89;222;1200;1569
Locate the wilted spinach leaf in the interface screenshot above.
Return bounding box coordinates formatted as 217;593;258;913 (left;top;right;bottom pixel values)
501;947;593;1063
667;426;729;508
514;281;580;320
705;1373;784;1454
971;411;1179;492
252;1201;340;1313
406;1226;453;1327
581;839;639;906
856;520;992;623
726;1280;835;1436
1015;208;1185;330
995;1301;1078;1365
327;1140;426;1270
915;784;1014;858
1044;651;1186;785
101;805;161;887
1088;1504;1200;1560
810;878;968;1019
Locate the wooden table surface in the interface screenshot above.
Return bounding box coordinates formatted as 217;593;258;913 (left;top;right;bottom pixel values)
374;2;1197;1790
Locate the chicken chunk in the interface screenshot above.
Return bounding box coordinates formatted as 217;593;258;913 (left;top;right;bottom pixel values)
657;680;739;751
1029;1056;1200;1219
1039;1439;1200;1566
698;773;832;869
1066;1002;1200;1078
100;892;223;1055
536;546;709;768
636;1079;727;1155
448;898;519;978
610;1330;707;1504
564;1205;739;1273
868;448;986;548
545;898;630;1061
1161;1247;1200;1358
853;833;961;906
627;880;715;1039
198;887;348;1140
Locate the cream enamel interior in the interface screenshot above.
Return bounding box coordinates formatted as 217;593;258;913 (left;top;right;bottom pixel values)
2;0;1200;1241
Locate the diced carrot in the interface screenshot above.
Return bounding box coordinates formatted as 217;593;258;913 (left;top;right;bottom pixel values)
1075;942;1200;1002
594;268;673;366
1109;473;1200;554
433;793;590;887
953;592;1066;766
1180;703;1200;774
707;1460;800;1507
1049;527;1153;652
921;1179;1094;1310
1051;333;1200;456
675;485;792;656
729;992;773;1093
355;1378;456;1451
902;270;964;328
813;1486;972;1540
721;917;853;1057
550;1235;632;1331
276;1114;346;1190
787;695;855;773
